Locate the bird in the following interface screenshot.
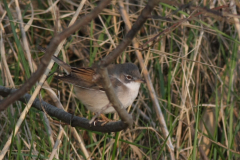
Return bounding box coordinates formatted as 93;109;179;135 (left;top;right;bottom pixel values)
52;56;144;117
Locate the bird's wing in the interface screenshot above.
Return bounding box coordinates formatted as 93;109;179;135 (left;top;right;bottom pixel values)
55;67;100;90
53;59;124;91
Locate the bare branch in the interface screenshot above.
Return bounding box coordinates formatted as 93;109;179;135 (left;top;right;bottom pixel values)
0;85;128;132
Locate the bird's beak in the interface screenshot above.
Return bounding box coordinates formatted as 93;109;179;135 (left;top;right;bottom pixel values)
135;78;146;83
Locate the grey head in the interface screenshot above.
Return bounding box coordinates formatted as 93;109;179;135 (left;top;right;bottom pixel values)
107;63;144;84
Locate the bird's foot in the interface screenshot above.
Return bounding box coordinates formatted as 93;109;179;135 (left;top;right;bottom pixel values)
89;103;111;125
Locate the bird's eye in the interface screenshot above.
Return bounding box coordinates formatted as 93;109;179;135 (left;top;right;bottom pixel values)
126;75;132;80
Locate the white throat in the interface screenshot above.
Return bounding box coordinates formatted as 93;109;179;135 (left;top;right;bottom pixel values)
112;75;141;106
124;81;141;92
121;81;141;107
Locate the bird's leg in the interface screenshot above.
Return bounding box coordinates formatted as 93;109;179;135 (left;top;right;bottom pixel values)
89;103;111;124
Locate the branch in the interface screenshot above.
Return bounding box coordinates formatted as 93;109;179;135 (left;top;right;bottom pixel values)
0;85;128;132
0;0;111;111
98;68;134;127
95;0;161;128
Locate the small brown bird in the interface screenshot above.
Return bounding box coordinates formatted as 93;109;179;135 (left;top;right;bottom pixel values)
52;56;144;115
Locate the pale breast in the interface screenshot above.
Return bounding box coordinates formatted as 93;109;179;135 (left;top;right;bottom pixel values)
74;81;140;114
74;87;109;113
74;86;121;113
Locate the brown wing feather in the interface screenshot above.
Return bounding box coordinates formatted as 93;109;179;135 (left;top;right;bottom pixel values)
71;67;95;81
55;67;100;89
